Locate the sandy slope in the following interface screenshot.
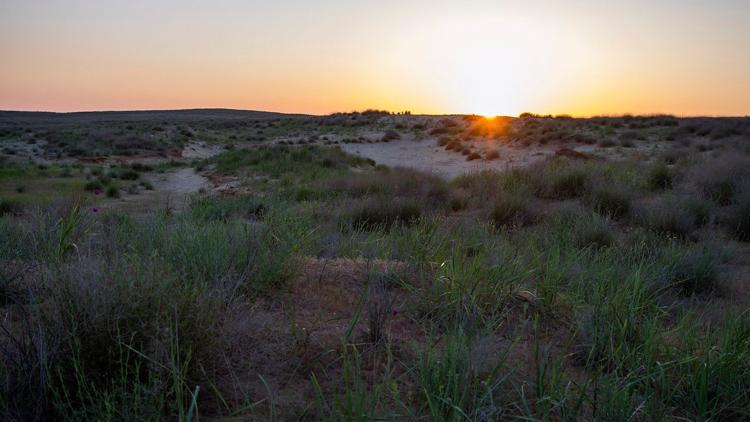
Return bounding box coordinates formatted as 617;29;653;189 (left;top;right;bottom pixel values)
340;138;556;179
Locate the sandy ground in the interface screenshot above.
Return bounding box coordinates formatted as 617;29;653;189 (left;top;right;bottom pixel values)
181;142;224;159
340;138;556;179
100;168;210;213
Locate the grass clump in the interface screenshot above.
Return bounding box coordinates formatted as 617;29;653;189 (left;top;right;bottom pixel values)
637;197;699;239
727;196;750;241
0;199;22;216
206;145;372;179
695;157;750;205
417;329;502;420
584;185;631;219
491;194;533;227
646;163;673;191
105;185;120;198
189;195;265;222
661;245;720;295
574;215;614;249
550;169;588;198
345;198;422;231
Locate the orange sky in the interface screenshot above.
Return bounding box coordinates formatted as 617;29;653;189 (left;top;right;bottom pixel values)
1;1;749;116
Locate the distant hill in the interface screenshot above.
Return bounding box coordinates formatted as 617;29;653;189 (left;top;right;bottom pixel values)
0;108;310;125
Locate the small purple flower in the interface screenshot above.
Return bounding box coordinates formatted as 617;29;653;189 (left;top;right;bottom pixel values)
91;207;99;213
94;187;102;196
392;308;399;317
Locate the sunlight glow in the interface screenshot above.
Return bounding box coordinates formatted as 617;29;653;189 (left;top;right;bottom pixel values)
392;14;594;116
1;1;749;115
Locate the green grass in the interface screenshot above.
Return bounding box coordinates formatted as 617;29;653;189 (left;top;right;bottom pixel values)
2;132;750;420
205;144;373;179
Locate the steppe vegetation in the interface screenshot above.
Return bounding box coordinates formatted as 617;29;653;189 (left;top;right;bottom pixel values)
1;109;750;420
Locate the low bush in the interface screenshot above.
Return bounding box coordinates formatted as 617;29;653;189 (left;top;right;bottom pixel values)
0;199;22;216
116;169;140;180
637;199;697;239
327;167;449;204
647;163;673;191
381;130;401;142
490;194;534;227
550;169;588;199
106;185;120;198
661;246;719;295
574;216;615;249
345;198;422;230
485;149;499;160
695;156;750;205
190;195;266;222
584;185;631;219
727;196;750;241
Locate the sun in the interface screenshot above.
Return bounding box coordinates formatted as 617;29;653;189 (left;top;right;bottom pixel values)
394;14;591;117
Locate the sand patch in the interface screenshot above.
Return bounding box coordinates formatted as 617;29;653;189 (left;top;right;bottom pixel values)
341;138;558;179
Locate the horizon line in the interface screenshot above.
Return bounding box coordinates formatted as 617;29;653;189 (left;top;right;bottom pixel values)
1;107;749;119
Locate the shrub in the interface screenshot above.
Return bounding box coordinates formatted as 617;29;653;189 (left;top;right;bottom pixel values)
294;186;321;201
0;199;21;216
646;164;673;191
84;179;105;192
126;184;140;195
638;201;696;239
551;170;588;199
346;198;422;230
584;186;631;219
117;169;140;180
727;197;750;241
695;157;750;205
466;152;481;161
490;194;533;227
328;167;448;204
549;205;613;249
190;195;265;222
130;162;154;172
704;180;736;206
449;190;470;211
485;149;499;160
662;246;719;295
106;185;120;198
574;216;614;249
381;130;401;142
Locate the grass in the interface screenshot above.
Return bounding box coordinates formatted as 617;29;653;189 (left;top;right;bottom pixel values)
204;144;373;179
661;244;720;295
728;196;750;241
344;197;422;231
637;196;699;239
584;184;631;218
490;194;533;227
647;163;673;190
2;117;750;420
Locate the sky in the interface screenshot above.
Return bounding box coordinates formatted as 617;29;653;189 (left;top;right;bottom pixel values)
1;0;749;116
